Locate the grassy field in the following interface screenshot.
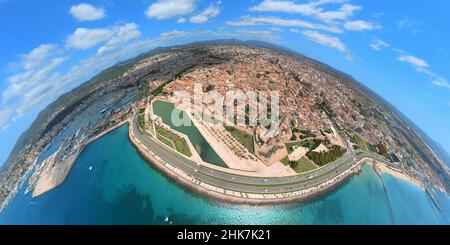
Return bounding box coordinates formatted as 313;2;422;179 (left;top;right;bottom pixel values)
224;126;255;154
352;134;367;151
352;134;376;152
285;139;322;153
155;124;192;157
156;134;175;149
285;142;303;154
138;111;145;130
291;157;318;173
281;155;317;173
281;156;289;165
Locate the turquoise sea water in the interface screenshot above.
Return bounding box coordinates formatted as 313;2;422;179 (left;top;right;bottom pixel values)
152;100;226;167
0;125;449;224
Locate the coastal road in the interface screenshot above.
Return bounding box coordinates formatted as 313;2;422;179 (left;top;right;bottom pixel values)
130;114;368;195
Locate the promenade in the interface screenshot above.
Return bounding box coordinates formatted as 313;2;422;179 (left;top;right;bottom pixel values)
26;112;423;203
129;112;370;203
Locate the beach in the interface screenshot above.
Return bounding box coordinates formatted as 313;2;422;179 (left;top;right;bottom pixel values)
371;161;424;190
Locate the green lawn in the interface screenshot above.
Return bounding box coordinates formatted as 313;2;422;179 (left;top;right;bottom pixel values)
285;139;322;154
352;134;367;151
352;134;376;152
138;112;145;130
290;157;318;173
224;126;255;154
281;156;290;165
155;124;192;157
281;155;317;173
156;134;175;149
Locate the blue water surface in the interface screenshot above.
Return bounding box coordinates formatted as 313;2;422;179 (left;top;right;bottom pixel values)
1;125;449;224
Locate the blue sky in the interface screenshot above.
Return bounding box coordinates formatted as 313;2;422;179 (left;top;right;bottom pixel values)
0;0;449;165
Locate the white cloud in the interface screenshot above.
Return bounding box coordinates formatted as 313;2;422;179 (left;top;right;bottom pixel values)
270;27;283;32
9;58;66;117
396;53;450;90
398;19;410;29
107;23;141;46
432;79;450;89
391;48;406;54
1;40;153;130
177;17;186;23
397;55;429;71
145;0;196;19
66;28;112;50
250;0;360;22
190;5;220;23
301;30;347;52
398;17;421;34
1;23;142;129
343;20;380;31
250;0;318;14
2;44;65;103
0;107;13;129
317;3;361;22
69;3;106;21
227;16;342;33
98;23;141;54
370;39;389;51
4;57;66;104
159;30;190;39
21;44;60;70
232;30;281;41
1;43;67;126
160;28;281;43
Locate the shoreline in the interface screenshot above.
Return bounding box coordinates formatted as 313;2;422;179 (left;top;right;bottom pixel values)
129;121;364;204
129;119;403;204
369;161;424;190
9;119;426;207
